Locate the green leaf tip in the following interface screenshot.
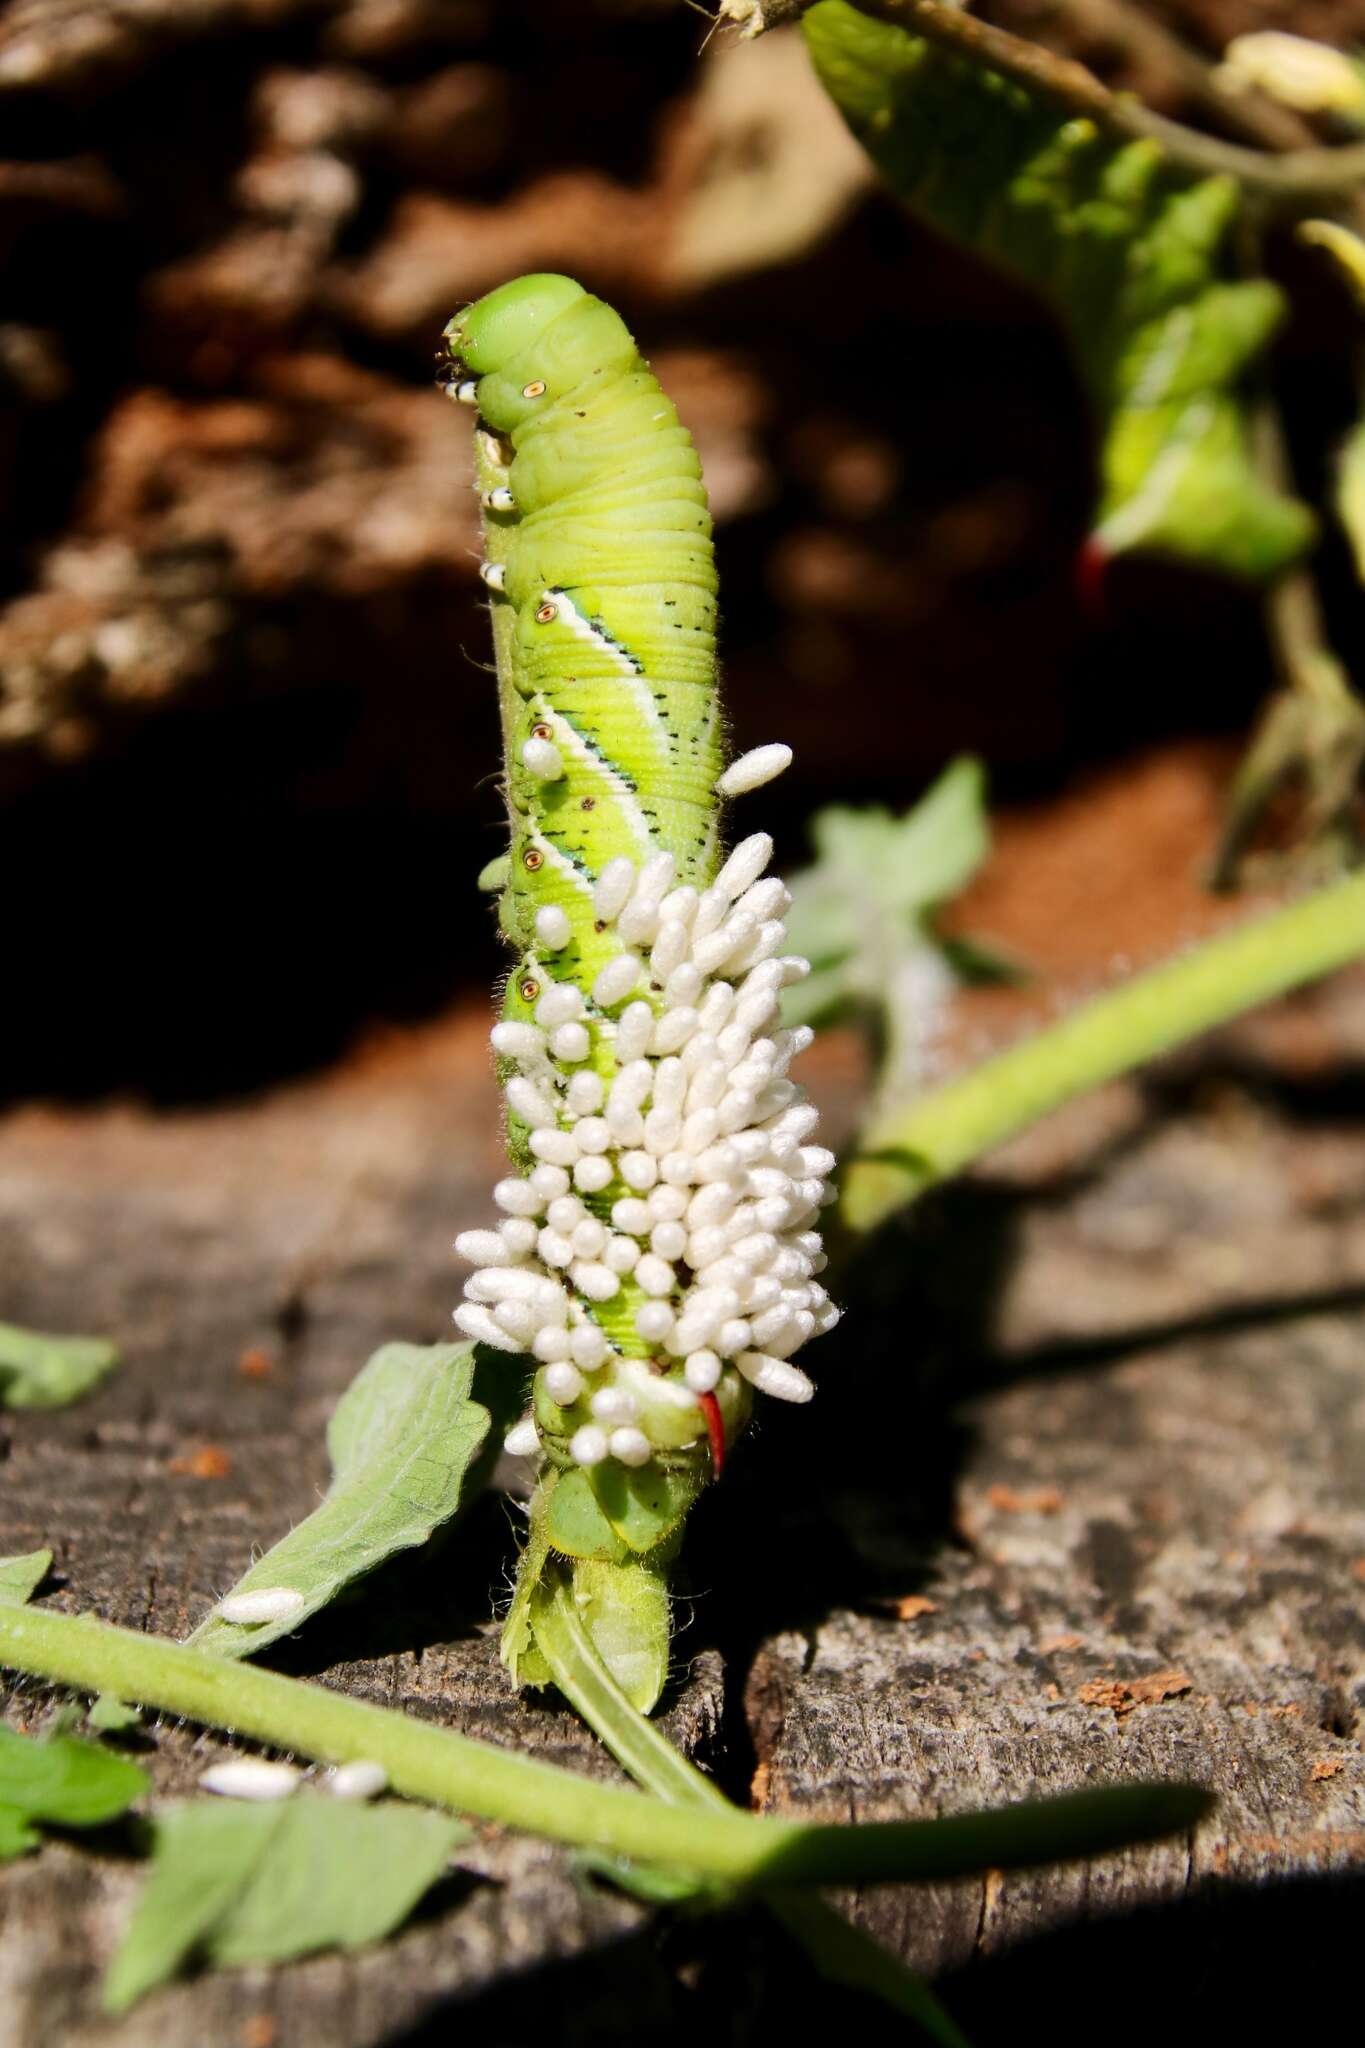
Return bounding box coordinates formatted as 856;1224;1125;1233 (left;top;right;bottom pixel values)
0;1550;53;1607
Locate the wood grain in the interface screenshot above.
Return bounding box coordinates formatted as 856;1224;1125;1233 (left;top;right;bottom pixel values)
2;990;1363;2043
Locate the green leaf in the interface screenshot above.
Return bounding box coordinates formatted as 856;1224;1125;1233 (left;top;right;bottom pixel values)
0;1323;120;1409
188;1341;497;1659
782;761;995;1077
104;1796;467;2012
1335;415;1365;584
104;1800;280;2011
0;1549;52;1606
0;1805;41;1861
0;1723;147;1847
88;1695;141;1734
772;1891;973;2047
803;1;1315;579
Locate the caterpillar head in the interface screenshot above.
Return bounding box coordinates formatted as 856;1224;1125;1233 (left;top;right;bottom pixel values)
443;274;638;432
444;273;586;375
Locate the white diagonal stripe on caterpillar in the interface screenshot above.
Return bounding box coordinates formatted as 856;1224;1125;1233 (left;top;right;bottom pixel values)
539;588;674;753
531;695;656;855
524;824;597;907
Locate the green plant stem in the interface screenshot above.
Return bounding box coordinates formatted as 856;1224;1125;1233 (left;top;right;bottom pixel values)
840;868;1365;1233
731;0;1365;200
533;1578;972;2047
1212;390;1365;885
0;1601;1209;1885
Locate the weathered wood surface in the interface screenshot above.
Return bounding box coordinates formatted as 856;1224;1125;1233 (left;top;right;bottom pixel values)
2;982;1364;2044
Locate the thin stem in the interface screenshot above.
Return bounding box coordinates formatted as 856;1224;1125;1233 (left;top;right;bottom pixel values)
839;867;1365;1232
533;1577;978;2048
1039;0;1316;154
532;1576;718;1812
0;1601;1210;1885
1209;279;1365;883
729;0;1365;200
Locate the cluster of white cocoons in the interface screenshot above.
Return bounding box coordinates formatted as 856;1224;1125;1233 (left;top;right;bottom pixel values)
454;832;839;1468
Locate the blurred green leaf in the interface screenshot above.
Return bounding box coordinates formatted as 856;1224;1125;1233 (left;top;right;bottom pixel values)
805;1;1315;579
104;1796;467;2011
0;1723;147;1861
0;1324;120;1409
1335;416;1365;583
783;759;996;1068
0;1806;40;1859
189;1340;500;1659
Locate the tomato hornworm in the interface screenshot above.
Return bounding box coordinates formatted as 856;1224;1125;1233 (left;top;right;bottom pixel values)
441;274;836;1708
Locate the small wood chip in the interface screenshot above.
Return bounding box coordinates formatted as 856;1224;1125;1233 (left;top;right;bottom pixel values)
893;1595;940;1621
1126;1669;1192;1706
1078;1669;1192;1716
1310;1758;1346;1781
238;1347;274;1379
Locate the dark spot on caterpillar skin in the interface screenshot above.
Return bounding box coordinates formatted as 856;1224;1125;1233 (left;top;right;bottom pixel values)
531;721;554;740
520;977;540;1002
594;919;607;933
523;848;543;870
581;796;596;810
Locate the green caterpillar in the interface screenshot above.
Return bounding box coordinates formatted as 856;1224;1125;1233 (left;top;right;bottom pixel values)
442;276;834;1710
803;0;1315;580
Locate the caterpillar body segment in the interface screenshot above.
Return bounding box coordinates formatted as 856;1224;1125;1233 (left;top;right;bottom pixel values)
450;276;722;993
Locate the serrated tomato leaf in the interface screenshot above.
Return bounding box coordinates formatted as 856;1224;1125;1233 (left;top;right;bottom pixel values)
189;1340;508;1659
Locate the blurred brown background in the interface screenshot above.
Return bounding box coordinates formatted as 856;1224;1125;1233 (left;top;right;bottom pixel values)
3;0;1363;1102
